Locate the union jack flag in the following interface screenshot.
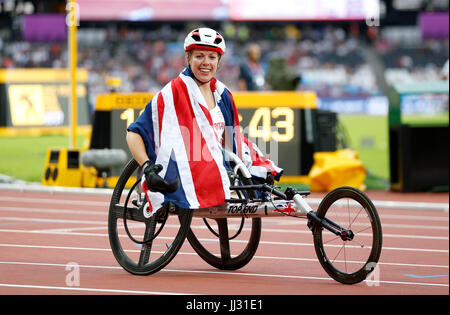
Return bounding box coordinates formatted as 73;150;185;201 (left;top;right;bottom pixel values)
128;67;283;215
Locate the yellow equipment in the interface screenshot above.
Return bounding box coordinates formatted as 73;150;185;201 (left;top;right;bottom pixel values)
308;149;367;192
42;148;85;187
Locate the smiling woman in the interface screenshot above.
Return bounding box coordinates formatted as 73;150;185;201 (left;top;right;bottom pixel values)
187;50;220;87
186;49;220;111
183;28;226;111
125;26;282;213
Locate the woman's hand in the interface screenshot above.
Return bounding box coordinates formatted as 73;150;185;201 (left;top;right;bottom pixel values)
142;162;179;193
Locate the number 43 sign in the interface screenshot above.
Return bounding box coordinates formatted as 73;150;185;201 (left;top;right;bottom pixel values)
246;107;294;142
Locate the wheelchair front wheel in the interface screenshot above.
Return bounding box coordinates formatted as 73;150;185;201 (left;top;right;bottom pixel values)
312;186;383;284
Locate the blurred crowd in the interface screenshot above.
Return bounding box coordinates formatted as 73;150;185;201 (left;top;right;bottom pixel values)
0;23;448;108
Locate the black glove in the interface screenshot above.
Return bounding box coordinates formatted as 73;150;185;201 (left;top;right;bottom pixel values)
142;161;179;193
265;171;275;185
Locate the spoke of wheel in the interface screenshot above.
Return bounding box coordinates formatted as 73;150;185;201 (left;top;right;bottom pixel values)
216;218;231;264
138;217;157;267
350;238;367;248
349;206;365;229
347;199;351;227
322;233;341;245
331;242;345;264
343;242;347;273
332;205;341;229
350;225;374;249
353;225;373;236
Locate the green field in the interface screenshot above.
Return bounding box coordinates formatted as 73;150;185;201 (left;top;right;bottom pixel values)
0;135;87;183
401;113;449;126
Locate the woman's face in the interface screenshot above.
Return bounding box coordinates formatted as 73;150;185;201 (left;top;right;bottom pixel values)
187;49;220;84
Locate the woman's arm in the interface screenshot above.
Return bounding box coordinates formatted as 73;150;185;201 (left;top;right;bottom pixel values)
126;131;149;166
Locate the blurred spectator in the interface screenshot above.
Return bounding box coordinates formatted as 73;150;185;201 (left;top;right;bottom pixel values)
441;59;449;81
0;22;447;104
237;43;265;91
266;57;300;90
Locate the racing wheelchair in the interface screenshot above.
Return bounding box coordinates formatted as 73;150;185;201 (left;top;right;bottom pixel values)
108;150;382;285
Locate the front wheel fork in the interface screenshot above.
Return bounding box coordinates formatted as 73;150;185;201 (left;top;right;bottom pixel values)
306;211;354;241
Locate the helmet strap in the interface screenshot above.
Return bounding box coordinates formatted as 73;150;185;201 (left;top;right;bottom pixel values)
193;75;211;86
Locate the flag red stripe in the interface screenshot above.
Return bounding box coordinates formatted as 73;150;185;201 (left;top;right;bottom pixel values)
171;77;225;208
157;92;165;139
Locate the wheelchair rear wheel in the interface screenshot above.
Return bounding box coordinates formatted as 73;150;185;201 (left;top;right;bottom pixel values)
186;169;261;270
108;159;193;275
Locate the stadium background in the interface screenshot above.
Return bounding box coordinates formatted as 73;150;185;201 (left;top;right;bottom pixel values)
0;0;448;191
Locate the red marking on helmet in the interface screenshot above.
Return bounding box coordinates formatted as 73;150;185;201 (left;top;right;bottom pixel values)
185;44;224;55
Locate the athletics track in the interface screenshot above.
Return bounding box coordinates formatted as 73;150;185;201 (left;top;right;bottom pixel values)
0;183;448;296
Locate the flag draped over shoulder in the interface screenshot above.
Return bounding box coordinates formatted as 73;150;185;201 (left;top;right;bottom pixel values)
128;67;283;212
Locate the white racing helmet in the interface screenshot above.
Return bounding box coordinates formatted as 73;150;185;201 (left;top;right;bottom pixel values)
184;27;226;55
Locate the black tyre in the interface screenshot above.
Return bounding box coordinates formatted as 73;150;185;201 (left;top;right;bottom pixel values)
186;169;261;270
312;186;382;284
108;159;193;275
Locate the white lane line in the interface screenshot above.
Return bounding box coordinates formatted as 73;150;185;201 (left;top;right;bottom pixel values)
0;261;447;288
1;213;448;232
0;206;106;216
0;211;449;239
27;226;450;241
0;196;109;207
373;200;449;212
162;269;449;287
1;256;448;269
375;214;448;222
1;225;447;242
0;243;111;252
251;256;449;269
0;243;448;270
1;205;449;222
0;183;116;196
0;238;448;255
0;228;448;253
1;192;448;211
0;196;109;208
0;283;194;295
374;223;448;230
259;228;449;240
0;217;107;225
305;198;449;212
